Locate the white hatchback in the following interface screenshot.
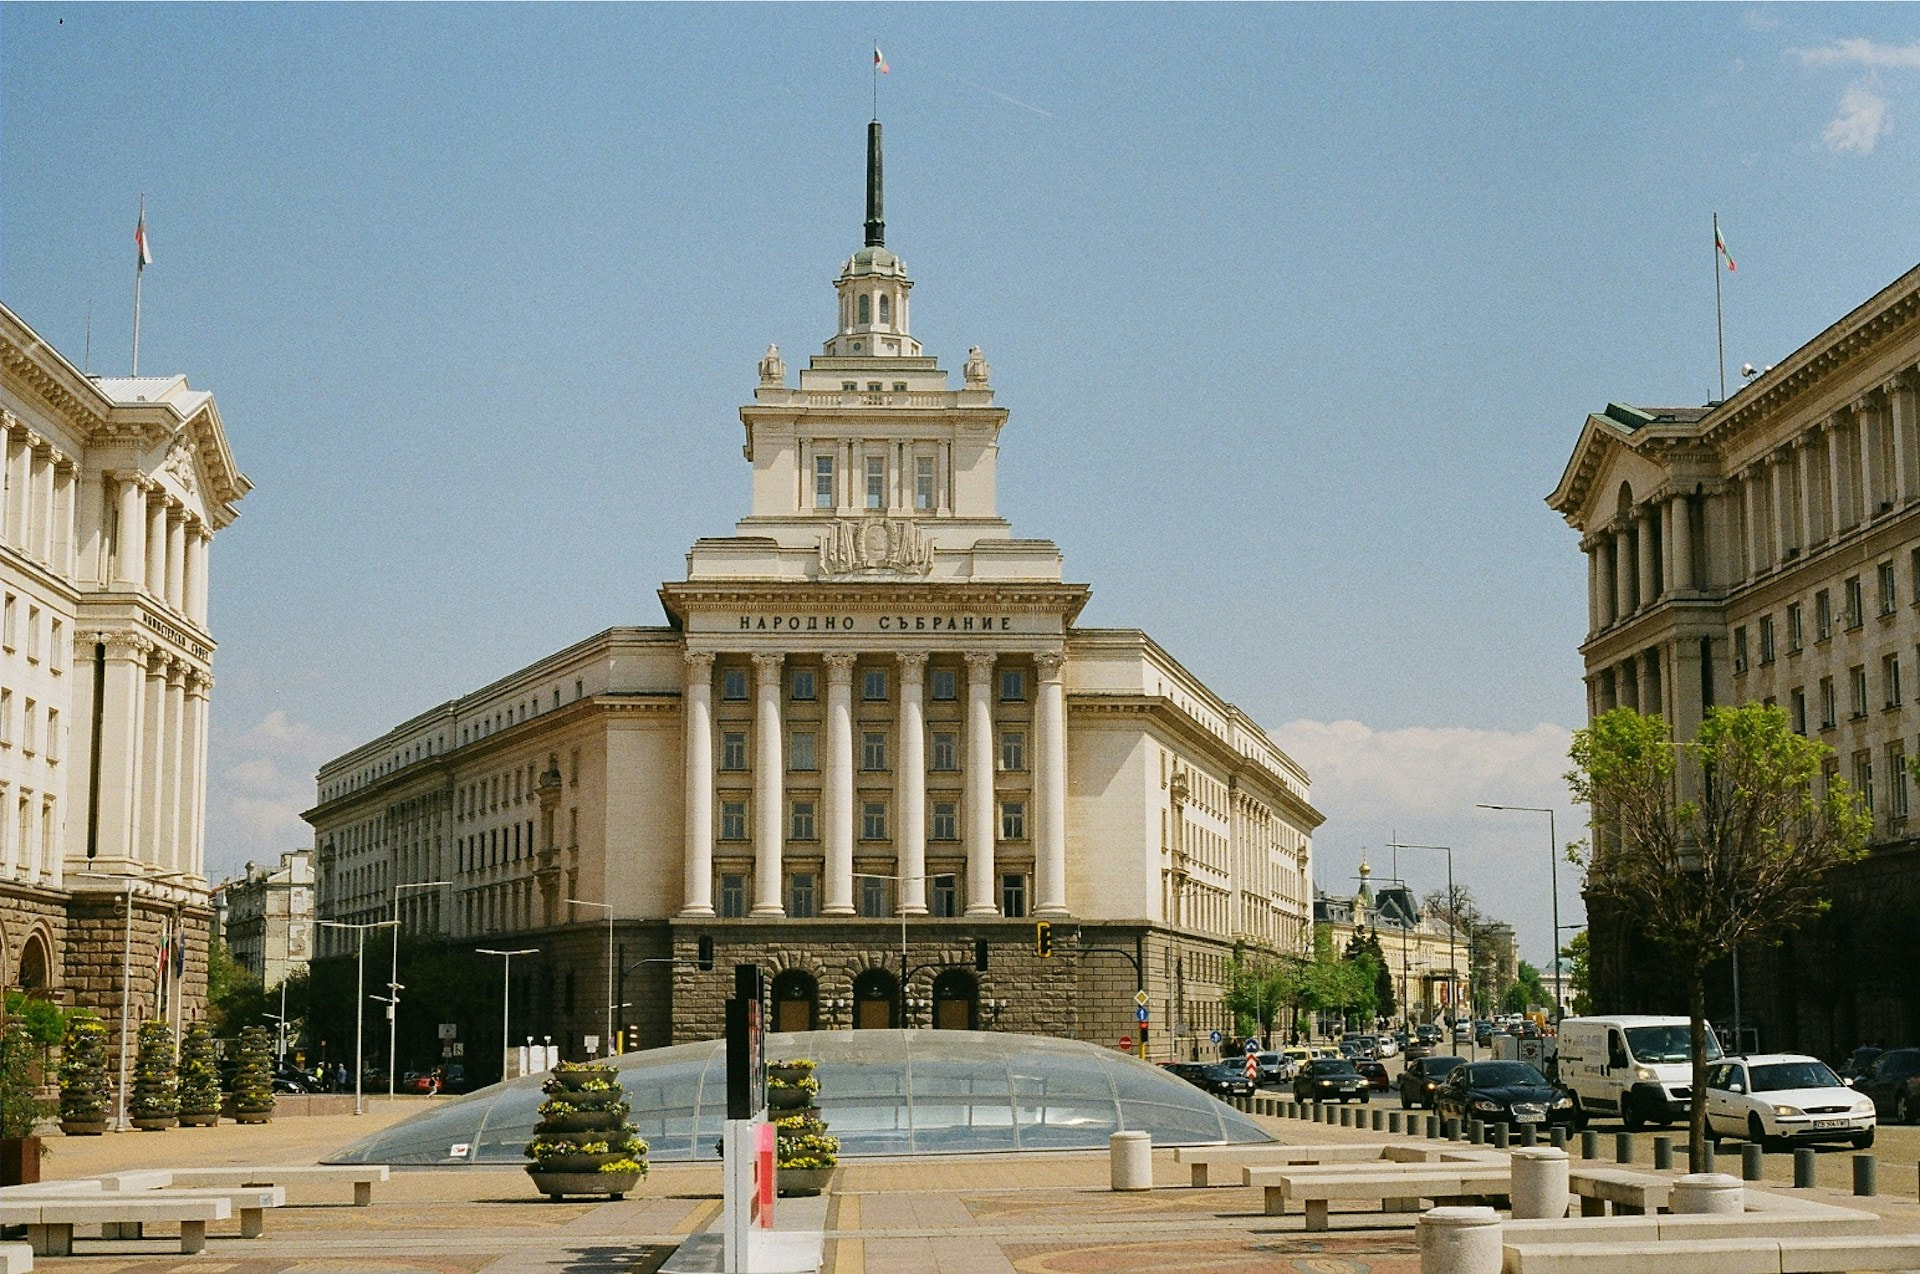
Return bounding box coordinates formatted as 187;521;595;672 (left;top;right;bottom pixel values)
1702;1054;1876;1149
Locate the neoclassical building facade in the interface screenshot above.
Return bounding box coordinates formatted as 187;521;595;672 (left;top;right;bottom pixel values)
0;301;248;1041
1550;261;1920;1052
307;124;1321;1073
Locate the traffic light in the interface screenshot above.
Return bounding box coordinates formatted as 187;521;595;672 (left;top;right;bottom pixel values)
1035;921;1052;958
696;935;714;971
974;938;989;972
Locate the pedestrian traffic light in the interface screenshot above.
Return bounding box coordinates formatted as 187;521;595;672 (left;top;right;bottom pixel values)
1035;922;1052;957
696;935;714;971
974;938;989;972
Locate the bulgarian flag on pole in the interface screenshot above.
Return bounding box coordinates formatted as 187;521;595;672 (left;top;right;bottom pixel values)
135;208;153;270
1715;221;1735;272
874;44;889;74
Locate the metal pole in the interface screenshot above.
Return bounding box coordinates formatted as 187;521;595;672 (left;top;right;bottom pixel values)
606;910;614;1055
388;894;400;1100
117;884;134;1131
1549;809;1560;1017
354;929;366;1116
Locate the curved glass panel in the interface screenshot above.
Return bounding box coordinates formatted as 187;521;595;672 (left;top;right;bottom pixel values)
329;1031;1273;1165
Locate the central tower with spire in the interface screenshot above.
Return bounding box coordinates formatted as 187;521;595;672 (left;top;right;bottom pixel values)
824;119;921;360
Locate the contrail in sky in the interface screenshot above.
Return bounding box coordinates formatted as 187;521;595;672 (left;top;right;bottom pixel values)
924;65;1057;119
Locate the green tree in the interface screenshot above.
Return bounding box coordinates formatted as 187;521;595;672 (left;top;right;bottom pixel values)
1222;949;1299;1047
1560;930;1592;1016
1567;703;1871;1171
206;934;266;1039
1502;960;1549;1014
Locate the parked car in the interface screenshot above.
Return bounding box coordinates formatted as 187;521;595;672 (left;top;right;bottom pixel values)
1356;1060;1390;1091
1452;1021;1473;1043
1473;1020;1495;1048
1433;1060;1577;1132
1252;1052;1289;1088
1415;1023;1444;1046
1165;1061;1255;1100
1293;1058;1369;1104
1375;1035;1399;1059
1399;1054;1465;1109
1839;1045;1885;1082
1279;1046;1314;1078
1702;1054;1875;1150
1351;1034;1381;1060
1855;1047;1920;1124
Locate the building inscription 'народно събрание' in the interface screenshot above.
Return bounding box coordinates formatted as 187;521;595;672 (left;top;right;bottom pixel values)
728;613;1030;633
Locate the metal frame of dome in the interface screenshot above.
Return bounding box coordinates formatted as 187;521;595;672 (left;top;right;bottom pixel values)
327;1030;1274;1166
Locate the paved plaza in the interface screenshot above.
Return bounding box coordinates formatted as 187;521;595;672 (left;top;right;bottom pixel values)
16;1098;1920;1273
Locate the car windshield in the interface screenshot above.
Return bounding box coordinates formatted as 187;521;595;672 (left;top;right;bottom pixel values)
1425;1057;1464;1077
1466;1062;1547;1086
1625;1025;1720;1065
1749;1062;1841;1092
1311;1061;1359;1077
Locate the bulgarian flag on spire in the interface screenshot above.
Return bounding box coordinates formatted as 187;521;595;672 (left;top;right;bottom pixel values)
1715;221;1736;272
874;44;889;74
135;208;153;270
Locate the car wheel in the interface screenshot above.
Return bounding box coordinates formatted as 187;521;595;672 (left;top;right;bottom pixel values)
1360;1093;1370;1104
1622;1095;1645;1132
1852;1128;1874;1150
1747;1114;1777;1152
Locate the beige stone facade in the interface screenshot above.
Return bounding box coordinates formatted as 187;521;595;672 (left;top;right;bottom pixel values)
306;126;1322;1068
0;302;248;1044
213;849;313;988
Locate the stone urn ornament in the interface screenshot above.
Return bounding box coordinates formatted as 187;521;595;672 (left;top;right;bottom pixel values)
524;1062;647;1200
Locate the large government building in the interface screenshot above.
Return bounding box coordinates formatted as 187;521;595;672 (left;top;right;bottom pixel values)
1550;262;1920;1053
306;125;1321;1074
0;302;248;1044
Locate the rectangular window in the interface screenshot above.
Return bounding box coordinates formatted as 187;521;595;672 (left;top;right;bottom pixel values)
1854;750;1874;813
1846;575;1864;629
1820;677;1837;729
1000;873;1028;918
2;595;13;651
24;607;38;663
1000;730;1026;772
21;700;33;757
1816;589;1833;641
930;668;957;701
815;455;835;509
721;667;749;700
44;707;56;764
1758;616;1775;664
915;456;935;510
791;669;816;701
1000;668;1026;701
862;731;888;771
1790;687;1808;735
1786;603;1804;653
720;874;747;918
49;618;62;673
866;455;885;509
931;800;958;841
1885;653;1903;708
790;799;816;841
861;801;888;840
859;876;888;917
789;873;816;918
721;731;748;771
862;668;887;701
1891;743;1909;818
931;731;958;772
1000;799;1026;840
1912;547;1920;606
1850;665;1869;718
931;874;958;918
790;731;816;771
0;689;11;746
1733;626;1749;673
720;800;748;841
1880;561;1898;615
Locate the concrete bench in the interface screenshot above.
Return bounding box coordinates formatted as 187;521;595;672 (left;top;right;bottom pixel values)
1502;1206;1884;1247
1174;1143;1394;1186
1567;1166;1672;1216
0;1241;27;1273
0;1196;231;1256
101;1187;286;1240
1502;1234;1920;1273
1246;1164;1510;1230
0;1180;103;1197
160;1164;389;1206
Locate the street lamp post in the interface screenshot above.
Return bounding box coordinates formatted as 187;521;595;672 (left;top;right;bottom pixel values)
1478;803;1563;1020
1386;842;1461;1047
564;899;614;1056
318;919;400;1115
852;873;934;1029
75;870;194;1132
387;881;449;1099
477;948;538;1083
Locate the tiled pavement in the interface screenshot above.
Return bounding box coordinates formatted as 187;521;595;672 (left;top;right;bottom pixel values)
18;1100;1920;1272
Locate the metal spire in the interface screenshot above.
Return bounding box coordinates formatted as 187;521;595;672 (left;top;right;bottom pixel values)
864;120;885;248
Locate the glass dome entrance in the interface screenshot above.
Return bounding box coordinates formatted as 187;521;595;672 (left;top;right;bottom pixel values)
329;1030;1273;1166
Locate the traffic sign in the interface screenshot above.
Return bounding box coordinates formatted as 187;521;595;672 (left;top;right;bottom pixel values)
1135;1006;1149;1023
1246;1038;1261;1055
1209;1030;1222;1045
1118;1036;1133;1050
1134;990;1150;1007
438;1022;458;1040
1243;1053;1259;1080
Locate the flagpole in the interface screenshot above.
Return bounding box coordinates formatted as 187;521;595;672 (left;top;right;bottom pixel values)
131;193;145;376
873;44;879;119
1714;211;1726;402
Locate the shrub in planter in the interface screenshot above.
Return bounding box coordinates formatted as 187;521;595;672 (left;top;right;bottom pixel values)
525;1062;647;1200
58;1012;112;1136
0;1018;52;1183
765;1072;819;1109
231;1026;275;1124
130;1020;179;1130
770;1058;837;1196
176;1022;220;1127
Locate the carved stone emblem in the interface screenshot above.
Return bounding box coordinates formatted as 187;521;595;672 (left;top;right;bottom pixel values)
818;517;934;578
163;440;199;497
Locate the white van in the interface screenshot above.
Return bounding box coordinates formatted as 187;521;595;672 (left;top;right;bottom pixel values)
1554;1015;1721;1129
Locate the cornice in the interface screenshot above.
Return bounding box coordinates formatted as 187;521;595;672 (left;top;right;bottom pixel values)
660;579;1092;626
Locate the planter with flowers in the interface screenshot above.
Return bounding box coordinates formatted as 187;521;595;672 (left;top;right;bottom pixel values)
176;1022;220;1128
525;1061;647;1200
770;1058;837;1197
230;1026;275;1124
129;1020;178;1130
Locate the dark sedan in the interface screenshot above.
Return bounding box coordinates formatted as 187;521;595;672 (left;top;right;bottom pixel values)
1293;1058;1369;1104
1356;1060;1390;1091
1165;1061;1255;1100
1855;1047;1920;1124
1399;1055;1464;1109
1433;1060;1577;1131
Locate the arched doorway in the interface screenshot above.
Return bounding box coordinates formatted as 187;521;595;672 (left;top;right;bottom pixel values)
771;969;818;1034
932;969;979;1031
16;933;50;996
851;969;898;1030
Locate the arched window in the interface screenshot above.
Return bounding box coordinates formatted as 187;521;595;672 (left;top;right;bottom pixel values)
772;969;819;1033
852;968;898;1029
878;293;890;325
858;294;871;325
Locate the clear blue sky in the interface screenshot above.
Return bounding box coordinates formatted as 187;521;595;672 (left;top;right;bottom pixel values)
5;4;1917;977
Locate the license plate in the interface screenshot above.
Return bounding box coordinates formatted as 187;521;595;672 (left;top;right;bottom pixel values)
1814;1119;1846;1129
1515;1112;1543;1123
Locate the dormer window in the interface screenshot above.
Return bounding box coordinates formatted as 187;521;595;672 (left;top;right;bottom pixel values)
858;294;871;324
878;293;890;324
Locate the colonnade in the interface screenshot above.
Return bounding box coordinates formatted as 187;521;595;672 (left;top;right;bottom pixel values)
92;633;210;879
679;646;1069;920
0;422;79;578
110;471;211;626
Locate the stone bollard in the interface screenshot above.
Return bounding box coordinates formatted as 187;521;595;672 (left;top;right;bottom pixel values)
1580;1129;1598;1159
1653;1136;1673;1170
1109;1131;1152;1192
1418;1205;1503;1274
1614;1133;1633;1164
1794;1147;1816;1189
1696;1142;1715;1175
1742;1143;1764;1182
1427;1115;1440;1140
1548;1126;1566;1150
1489;1123;1509;1149
1469;1120;1485;1145
1389;1111;1403;1134
1669;1173;1742;1215
1339;1106;1352;1128
1854;1154;1876;1198
1517;1124;1535;1148
1444;1117;1461;1141
1371;1108;1383;1132
1511;1146;1572;1220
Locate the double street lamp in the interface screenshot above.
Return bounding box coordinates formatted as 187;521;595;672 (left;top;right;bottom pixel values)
386;881;449;1099
318;918;400;1115
477;947;538;1083
1478;803;1565;1020
851;872;934;1029
1385;842;1463;1040
564;898;614;1056
75;869;195;1132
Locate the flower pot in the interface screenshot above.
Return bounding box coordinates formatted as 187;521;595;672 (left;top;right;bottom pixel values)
1;1136;41;1186
526;1168;640;1200
539;1111;627;1133
234;1110;272;1125
527;1153;615;1174
768;1065;815;1085
777;1165;833;1197
59;1119;108;1137
131;1116;178;1132
768;1087;815;1110
178;1112;219;1128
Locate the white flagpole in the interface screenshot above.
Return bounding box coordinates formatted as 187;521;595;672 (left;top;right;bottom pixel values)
1714;212;1726;402
132;193;146;376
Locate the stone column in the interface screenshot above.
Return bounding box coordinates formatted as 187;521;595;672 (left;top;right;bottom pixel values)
681;652;715;916
185;672;211;881
1738;473;1759;577
0;421;12;548
165;508;187;612
1827;419;1847;537
146;489;168;600
1672;494;1695;591
53;461;75;577
138;652;166;867
964;652;998;915
1772;454;1794;561
1635;508;1658;603
191;528;212;626
1583;541;1601;633
91;634;149;867
31;441;53;563
1611;526;1633;617
751;653;786;916
1035;649;1069;917
1890;372;1919;505
823;653;855;914
894;652;928;915
1596;536;1616;624
1858;398;1881;518
1796;440;1817;549
6;432;31;551
113;475;146;590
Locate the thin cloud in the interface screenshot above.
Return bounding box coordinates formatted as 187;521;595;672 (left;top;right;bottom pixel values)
1794;38;1920;70
1276;719;1573;824
205;710;351;880
1822;83;1891;153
